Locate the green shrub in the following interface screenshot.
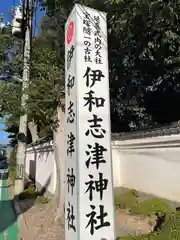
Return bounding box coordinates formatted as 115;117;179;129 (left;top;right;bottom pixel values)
114;189;171;216
18;188;38;200
118;212;180;240
36;195;50;204
19;182;37;200
114;189;138;209
116;192;179;240
18;182;50;203
131;198;170;216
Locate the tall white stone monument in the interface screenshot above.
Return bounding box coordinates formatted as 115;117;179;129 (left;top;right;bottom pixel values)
65;4;116;240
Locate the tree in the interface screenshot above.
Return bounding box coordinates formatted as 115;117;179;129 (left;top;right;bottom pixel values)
36;0;180;218
38;0;157;131
4;116;33;147
2;0;180;137
0;13;65;217
109;0;180;127
27;33;65;217
1;0;180;220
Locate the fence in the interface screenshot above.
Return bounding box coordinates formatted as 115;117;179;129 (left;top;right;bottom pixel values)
25;126;180;202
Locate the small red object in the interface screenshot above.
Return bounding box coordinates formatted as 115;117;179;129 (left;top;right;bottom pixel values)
66;21;74;45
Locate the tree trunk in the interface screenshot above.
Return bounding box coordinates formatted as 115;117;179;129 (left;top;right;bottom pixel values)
52;106;65;219
28;121;39;142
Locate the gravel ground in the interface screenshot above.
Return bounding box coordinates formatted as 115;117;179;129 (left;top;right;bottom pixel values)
17;200;64;240
16;200;153;240
116;209;153;237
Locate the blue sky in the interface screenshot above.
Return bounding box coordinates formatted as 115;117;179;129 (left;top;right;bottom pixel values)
1;0;44;28
0;119;8;145
0;0;14;23
0;0;44;145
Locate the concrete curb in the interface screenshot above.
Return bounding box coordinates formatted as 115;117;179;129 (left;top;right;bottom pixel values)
12;197;30;240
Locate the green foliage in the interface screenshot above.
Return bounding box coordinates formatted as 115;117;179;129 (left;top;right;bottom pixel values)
115;189;180;240
0;31;23;144
0;28;23;75
117;235;151;240
114;189;170;217
18;183;38;200
4;119;19;147
0;18;65;140
132;198;170;216
18;182;50;203
36;195;50;204
27;36;64;129
114;189;138;209
118;212;180;239
2;0;180;141
0;83;21;116
40;0;180;131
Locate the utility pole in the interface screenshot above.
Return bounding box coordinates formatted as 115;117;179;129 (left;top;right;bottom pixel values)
14;0;33;195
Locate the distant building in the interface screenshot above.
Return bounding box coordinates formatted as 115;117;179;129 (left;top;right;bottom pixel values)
0;14;5;33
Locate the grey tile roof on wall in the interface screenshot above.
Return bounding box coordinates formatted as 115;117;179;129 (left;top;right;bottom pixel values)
112;121;180;140
27;121;180;147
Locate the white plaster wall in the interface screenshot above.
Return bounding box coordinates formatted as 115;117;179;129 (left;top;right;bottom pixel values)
111;148;121;188
25;141;56;194
25;133;180;202
112;134;180;202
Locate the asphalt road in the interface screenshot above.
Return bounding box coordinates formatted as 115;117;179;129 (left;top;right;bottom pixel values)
0;178;19;239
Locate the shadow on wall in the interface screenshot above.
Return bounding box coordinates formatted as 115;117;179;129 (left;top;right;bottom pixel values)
39;175;51;195
28;144;38;182
0;176;51;234
28;144;52;183
29;159;36;181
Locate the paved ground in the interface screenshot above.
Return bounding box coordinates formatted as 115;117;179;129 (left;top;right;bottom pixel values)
17;200;65;240
0;179;153;239
16;201;152;239
0;179;19;240
116;209;153;237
